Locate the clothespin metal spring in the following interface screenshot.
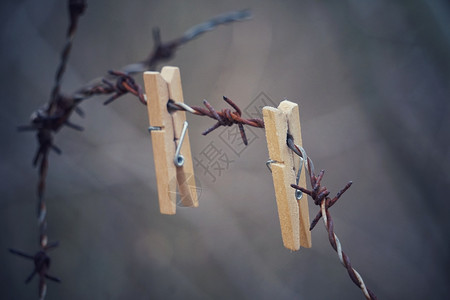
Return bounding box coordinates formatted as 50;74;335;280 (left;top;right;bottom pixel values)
147;119;189;168
174;121;188;167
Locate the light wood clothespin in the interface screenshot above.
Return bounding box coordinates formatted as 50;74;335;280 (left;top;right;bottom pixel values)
143;66;198;215
263;100;311;251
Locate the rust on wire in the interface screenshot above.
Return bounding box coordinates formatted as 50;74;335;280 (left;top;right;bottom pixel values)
99;71;146;105
49;0;87;109
75;9;251;103
168;96;265;145
288;135;377;300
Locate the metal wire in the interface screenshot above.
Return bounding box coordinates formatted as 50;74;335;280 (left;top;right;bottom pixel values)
120;9;252;75
49;0;87;110
289;142;377;300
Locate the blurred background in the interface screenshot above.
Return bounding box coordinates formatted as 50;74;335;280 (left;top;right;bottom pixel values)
1;0;449;299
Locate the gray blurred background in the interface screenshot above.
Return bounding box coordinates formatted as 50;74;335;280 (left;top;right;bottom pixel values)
1;0;449;299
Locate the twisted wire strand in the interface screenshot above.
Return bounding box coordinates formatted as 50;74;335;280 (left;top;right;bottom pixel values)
10;128;61;299
321;200;376;300
37;148;48;250
49;0;87;110
289;141;377;300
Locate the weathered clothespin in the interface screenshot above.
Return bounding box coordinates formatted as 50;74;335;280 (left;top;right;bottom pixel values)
143;66;198;215
263;100;311;251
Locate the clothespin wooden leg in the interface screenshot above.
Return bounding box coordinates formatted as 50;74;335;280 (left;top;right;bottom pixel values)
263;100;311;250
143;66;198;215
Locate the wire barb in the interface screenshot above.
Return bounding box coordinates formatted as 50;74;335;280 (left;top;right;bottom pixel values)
9;244;61;299
101;71;146;105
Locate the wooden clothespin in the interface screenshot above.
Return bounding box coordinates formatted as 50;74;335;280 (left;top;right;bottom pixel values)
143;66;198;215
263;100;311;251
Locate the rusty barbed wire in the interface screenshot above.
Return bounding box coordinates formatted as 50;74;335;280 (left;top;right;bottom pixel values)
119;9;252;75
168;96;265;145
288;138;377;300
74;9;251;103
15;1;252;298
11;1;86;298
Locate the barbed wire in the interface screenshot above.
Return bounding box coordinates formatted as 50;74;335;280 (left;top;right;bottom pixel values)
10;1;87;298
49;0;87;109
13;1;378;299
168;96;265;145
288;138;377;300
14;0;252;298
